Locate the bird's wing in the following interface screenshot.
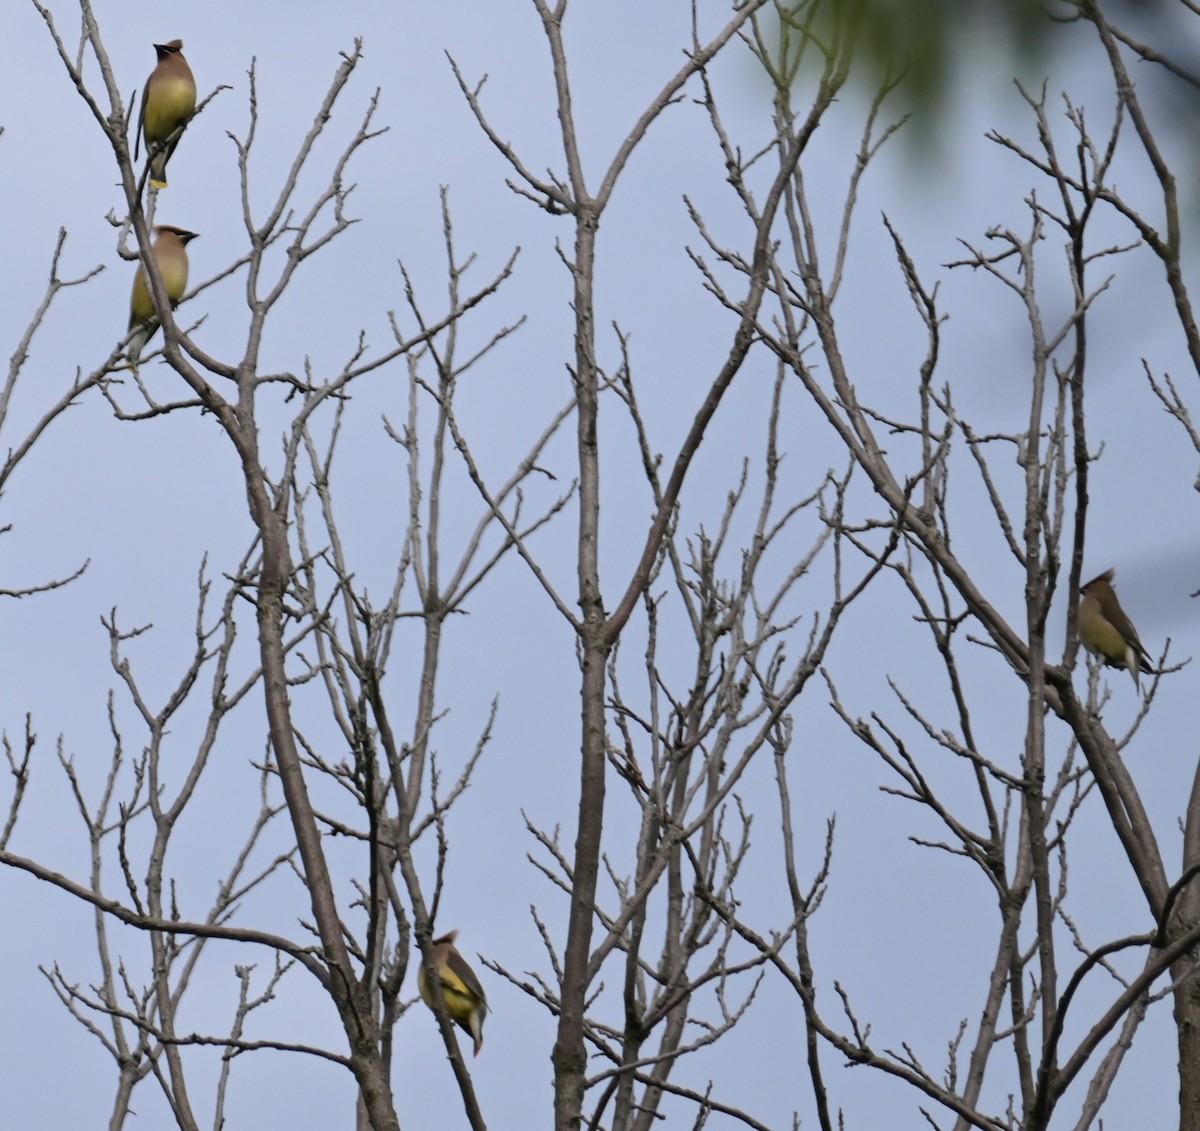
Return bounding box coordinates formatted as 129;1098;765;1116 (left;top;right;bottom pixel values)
135;77;150;161
1097;588;1150;659
444;950;487;1007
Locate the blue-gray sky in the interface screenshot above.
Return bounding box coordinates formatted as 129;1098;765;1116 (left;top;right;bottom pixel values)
2;2;1197;1128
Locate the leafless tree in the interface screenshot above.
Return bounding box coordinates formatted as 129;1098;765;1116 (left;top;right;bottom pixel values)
3;0;1199;1129
697;4;1200;1131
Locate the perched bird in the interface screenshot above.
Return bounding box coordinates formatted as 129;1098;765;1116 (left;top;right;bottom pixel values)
1079;568;1153;690
417;931;488;1056
136;40;196;189
127;225;198;368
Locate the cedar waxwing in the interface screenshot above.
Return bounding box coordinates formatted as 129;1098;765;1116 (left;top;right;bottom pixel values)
127;225;198;368
135;40;196;189
1079;568;1153;690
417;931;488;1056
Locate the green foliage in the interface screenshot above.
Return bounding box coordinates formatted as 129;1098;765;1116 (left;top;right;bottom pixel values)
769;0;1186;142
836;0;1049;104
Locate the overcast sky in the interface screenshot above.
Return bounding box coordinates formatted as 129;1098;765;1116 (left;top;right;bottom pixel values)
2;2;1198;1128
